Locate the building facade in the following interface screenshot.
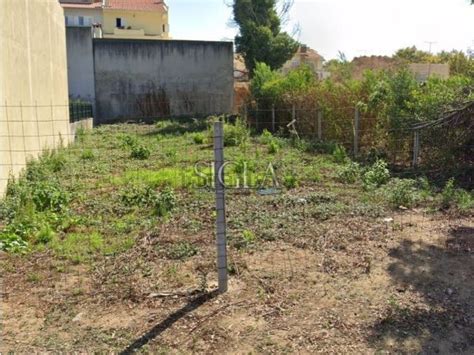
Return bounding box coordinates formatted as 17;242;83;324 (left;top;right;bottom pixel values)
59;0;170;40
282;46;328;79
0;0;71;196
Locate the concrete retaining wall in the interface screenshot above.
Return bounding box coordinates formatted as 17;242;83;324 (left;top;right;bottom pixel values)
0;0;70;196
66;27;96;104
93;39;233;123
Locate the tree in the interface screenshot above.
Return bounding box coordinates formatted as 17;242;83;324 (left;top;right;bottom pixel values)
233;0;299;75
393;46;433;63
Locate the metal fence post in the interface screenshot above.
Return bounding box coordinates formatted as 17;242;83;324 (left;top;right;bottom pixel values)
354;107;360;156
317;109;322;140
213;121;228;294
413;130;420;168
271;104;276;132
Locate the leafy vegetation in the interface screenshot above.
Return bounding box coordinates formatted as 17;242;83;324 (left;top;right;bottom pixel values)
233;0;298;74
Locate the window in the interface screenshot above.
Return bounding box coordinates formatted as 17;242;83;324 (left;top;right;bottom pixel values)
116;18;123;28
65;16;70;26
162;24;166;33
78;16;84;26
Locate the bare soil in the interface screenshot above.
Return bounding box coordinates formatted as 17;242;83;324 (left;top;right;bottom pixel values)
1;206;472;353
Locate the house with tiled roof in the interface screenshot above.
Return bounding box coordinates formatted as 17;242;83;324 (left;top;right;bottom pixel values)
59;0;169;40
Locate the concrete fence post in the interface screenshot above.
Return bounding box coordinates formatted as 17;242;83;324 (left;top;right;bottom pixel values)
213;121;228;294
354;107;360;156
413;130;420;168
317;109;322;140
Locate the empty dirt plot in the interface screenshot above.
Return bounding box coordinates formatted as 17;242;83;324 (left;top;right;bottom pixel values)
1;120;472;353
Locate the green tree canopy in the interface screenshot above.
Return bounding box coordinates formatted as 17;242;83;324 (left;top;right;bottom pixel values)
233;0;299;75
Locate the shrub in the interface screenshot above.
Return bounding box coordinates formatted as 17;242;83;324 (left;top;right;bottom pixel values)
268;140;279;154
167;242;198;260
120;134;138;149
192;133;205;145
234;230;257;249
440;178;474;211
223;119;249;147
283;174;298;189
363;159;390;190
31;180;69;213
0;232;28;253
332;145;348;164
121;184;157;207
130;145;151;160
155;187;177;217
386;178;419;208
80;149;95;160
441;178;456;209
260;129;274;145
336;161;361;184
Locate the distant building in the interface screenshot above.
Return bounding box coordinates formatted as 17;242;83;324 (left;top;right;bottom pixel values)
281;45;329;79
59;0;170;40
408;63;450;82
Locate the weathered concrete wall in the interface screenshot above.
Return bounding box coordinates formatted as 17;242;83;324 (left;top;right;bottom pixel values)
66;27;96;104
93;39;233;123
0;0;70;195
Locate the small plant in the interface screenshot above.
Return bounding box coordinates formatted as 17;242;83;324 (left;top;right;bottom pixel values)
192;133;205;145
234;230;257;249
332;145;348;164
283;174;298;189
130;145;151;160
386;178;419;208
336;161;361;184
362;159;390;190
441;178;456;209
32;180;69;212
154;187;177;217
80;149;95;160
223;119;249;147
268;140;279;154
0;232;28;253
260;129;274;145
167;242;198;260
440;178;474;212
120;134;138;149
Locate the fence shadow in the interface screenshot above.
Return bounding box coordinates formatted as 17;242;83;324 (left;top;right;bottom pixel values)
367;226;474;353
120;290;219;354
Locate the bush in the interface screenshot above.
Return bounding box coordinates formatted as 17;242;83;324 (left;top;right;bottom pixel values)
0;232;28;253
192;133;205;145
233;230;257;250
130;145;151;160
386;178;419;208
80;149;95;160
223;119;249;147
440;178;474;211
268;140;279;154
260;129;274;145
167;242;198;260
31;180;69;213
154;188;177;217
332;145;348;164
336;161;361;184
283;174;298;189
120;134;138;149
363;159;390;190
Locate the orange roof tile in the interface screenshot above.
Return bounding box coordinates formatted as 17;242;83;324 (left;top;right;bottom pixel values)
106;0;167;12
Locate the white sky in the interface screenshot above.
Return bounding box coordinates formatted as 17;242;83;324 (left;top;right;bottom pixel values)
169;0;474;60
